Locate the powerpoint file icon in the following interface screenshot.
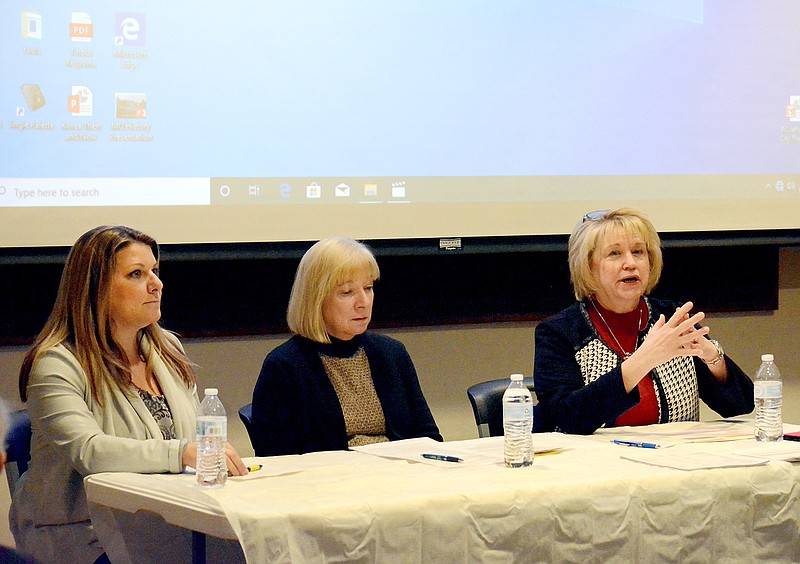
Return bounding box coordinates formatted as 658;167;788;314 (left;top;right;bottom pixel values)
68;86;93;116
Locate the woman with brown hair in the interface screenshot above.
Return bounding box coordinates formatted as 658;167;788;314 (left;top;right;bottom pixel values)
10;225;246;563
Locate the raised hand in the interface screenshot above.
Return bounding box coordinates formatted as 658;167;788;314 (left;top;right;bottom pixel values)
621;302;708;391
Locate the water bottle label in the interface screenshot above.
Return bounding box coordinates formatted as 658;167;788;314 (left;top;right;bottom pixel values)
754;381;782;399
197;418;227;436
504;404;531;419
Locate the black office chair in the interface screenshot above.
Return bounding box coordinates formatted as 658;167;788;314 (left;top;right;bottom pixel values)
466;377;535;438
238;403;255;448
4;409;32;495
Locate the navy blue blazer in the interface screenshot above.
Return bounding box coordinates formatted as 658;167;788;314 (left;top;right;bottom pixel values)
533;299;755;434
251;332;442;456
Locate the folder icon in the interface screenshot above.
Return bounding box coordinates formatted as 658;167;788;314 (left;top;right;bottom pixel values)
335;183;350;197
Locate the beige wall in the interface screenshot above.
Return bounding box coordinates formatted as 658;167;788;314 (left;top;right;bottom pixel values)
1;246;799;547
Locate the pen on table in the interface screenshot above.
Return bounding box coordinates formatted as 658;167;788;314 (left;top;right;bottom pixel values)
611;440;660;449
421;453;464;463
246;464;263;472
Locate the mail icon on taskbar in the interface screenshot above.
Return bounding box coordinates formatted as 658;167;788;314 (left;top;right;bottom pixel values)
335;183;350;197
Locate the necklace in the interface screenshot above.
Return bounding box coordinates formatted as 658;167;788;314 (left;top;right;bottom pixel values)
591;300;646;359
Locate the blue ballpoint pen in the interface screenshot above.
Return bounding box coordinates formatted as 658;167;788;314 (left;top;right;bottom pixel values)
421;453;464;463
611;439;660;449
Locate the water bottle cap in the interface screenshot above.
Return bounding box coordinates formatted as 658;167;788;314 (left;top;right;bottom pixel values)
204;387;219;396
761;354;774;362
510;373;524;381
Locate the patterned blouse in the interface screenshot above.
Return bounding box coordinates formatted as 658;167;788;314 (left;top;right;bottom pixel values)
137;388;177;440
320;346;389;448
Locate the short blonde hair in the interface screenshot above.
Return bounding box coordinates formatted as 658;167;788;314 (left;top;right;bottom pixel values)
568;208;663;301
287;237;380;343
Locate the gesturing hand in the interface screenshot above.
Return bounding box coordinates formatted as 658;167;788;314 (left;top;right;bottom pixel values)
639;301;708;367
621;302;708;391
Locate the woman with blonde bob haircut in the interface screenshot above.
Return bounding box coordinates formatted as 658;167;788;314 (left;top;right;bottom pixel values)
287;237;380;343
251;237;441;456
569;208;663;302
533;208;753;435
10;225;247;564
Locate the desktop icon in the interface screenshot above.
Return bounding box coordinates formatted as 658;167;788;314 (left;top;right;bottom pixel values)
68;86;93;116
391;181;406;198
364;183;377;196
115;92;146;118
115;13;146;46
21;84;45;111
335;183;350;197
21;11;42;39
787;96;800;122
70;12;93;42
306;182;321;198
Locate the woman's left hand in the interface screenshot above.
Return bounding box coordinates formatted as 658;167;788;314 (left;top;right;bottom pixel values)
679;306;730;383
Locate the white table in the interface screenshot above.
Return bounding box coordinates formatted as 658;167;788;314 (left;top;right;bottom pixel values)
85;423;800;563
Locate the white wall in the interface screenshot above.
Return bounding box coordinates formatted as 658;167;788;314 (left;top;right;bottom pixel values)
1;246;798;548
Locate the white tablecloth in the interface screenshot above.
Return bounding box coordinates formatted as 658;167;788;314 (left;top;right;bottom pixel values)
86;424;800;563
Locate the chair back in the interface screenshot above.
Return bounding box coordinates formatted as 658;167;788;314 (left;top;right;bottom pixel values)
4;410;32;495
466;377;535;438
238;403;255;447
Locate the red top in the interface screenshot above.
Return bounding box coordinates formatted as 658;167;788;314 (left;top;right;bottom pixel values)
588;299;658;427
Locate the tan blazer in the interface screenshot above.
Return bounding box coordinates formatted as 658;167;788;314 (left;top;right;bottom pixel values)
9;334;199;564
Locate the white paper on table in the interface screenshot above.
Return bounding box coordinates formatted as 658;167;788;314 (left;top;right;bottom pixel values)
595;419;754;448
352;437;499;466
352;435;569;466
734;441;800;462
226;452;367;481
620;449;768;471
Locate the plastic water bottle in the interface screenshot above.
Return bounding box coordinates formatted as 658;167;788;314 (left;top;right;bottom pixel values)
754;354;783;442
196;387;228;487
503;374;533;468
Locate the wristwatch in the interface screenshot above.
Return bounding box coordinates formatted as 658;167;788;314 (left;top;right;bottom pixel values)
704;339;724;366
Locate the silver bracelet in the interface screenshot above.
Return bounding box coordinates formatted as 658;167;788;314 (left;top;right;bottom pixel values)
703;339;724;366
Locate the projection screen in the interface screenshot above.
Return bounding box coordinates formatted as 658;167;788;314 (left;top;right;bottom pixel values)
2;0;799;249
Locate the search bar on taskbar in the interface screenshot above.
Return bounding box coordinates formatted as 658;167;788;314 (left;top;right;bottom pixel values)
0;178;210;207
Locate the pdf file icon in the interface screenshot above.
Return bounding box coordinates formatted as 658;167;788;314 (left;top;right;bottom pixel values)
70;12;93;42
